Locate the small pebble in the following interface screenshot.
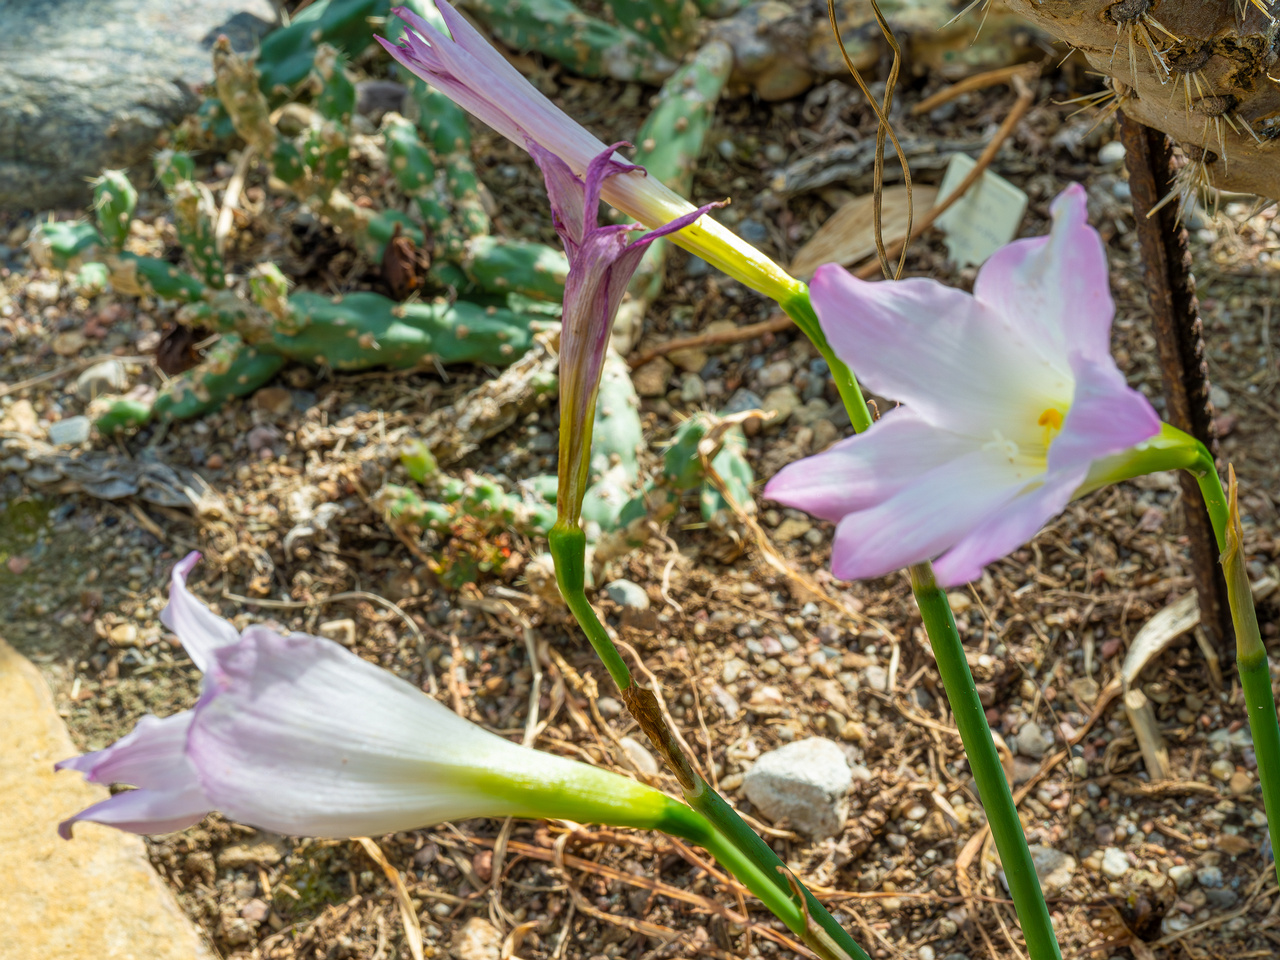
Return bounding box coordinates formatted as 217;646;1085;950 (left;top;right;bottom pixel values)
1209;758;1235;782
1168;864;1195;891
1195;865;1223;888
1098;141;1126;164
47;416;91;446
604;579;649;611
1100;847;1130;879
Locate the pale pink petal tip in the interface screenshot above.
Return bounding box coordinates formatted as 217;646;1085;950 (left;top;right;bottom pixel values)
160;553;239;671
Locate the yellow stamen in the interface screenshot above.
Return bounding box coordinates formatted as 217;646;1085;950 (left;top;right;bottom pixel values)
1038;408;1064;431
1038;407;1065;449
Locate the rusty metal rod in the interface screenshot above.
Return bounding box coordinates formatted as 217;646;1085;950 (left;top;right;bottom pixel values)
1118;112;1233;658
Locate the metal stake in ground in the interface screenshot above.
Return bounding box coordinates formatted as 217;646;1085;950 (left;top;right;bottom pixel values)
1118;113;1233;658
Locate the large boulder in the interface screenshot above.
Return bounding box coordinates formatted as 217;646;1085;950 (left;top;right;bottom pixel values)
0;637;212;959
0;0;275;211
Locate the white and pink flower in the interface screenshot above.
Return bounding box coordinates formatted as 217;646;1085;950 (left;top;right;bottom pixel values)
57;554;681;839
766;186;1161;586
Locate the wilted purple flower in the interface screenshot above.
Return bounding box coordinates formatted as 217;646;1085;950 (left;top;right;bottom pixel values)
57;554;696;839
376;2;799;304
766;185;1162;586
534;141;717;523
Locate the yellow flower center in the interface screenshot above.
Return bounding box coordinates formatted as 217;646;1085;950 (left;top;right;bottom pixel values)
1038;407;1065;448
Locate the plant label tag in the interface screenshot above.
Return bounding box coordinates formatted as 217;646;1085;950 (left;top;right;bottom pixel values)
933;153;1028;268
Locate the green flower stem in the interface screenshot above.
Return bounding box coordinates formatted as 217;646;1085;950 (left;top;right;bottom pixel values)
547;521;870;960
909;564;1062;960
779;291;872;435
548;523;632;691
805;305;1059;959
657;799;870;960
1211;464;1280;885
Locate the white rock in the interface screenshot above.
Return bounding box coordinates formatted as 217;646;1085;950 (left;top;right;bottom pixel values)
604;579;649;611
47;416;91;446
742;737;851;839
451;917;502;960
75;359;129;401
1098;141;1127;165
1015;721;1051;759
1100;847;1130;879
1029;844;1077;895
620;736;659;777
1167;864;1195;892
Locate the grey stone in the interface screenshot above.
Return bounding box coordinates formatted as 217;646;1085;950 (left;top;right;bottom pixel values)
680;372;706;403
603;579;649;611
862;664;888;692
724;388;763;415
1205;887;1239;909
75;359;129;401
1195;865;1224;888
0;0;275;211
742;737;851;839
755;360;794;389
1029;844;1077;895
47;416;91;446
1015;720;1051;759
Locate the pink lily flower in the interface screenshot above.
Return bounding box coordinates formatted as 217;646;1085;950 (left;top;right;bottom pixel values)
535;140;718;523
57;554;689;839
765;185;1161;587
376;3;799;304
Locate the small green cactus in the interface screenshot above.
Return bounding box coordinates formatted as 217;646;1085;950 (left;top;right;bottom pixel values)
91;170;138;252
29;220;101;271
257;0;392;96
156;151;226;289
462;0;678;83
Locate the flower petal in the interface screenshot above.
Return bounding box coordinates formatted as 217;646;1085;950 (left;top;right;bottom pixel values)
1048;353;1161;473
973;184;1115;365
811;265;1073;436
829;448;1029;581
380;4;607;175
931;466;1088;586
528;141;587;252
764;407;975;522
190;627;551;837
57;787;209;841
56;712;210;839
159;552;240;672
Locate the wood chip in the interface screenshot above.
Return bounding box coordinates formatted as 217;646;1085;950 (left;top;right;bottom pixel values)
789;185;938;278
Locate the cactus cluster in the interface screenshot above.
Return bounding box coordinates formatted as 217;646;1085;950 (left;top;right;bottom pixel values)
29;0;745;583
379;352;754;583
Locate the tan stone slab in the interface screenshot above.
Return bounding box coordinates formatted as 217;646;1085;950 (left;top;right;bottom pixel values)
0;637;211;960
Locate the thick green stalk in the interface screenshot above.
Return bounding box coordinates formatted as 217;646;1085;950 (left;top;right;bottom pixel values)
910;565;1061;960
548;523;632;691
806;298;1056;958
1215;465;1280;884
547;521;870;960
657;800;870;960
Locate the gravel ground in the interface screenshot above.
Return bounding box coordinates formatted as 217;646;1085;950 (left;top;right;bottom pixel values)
2;27;1280;960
